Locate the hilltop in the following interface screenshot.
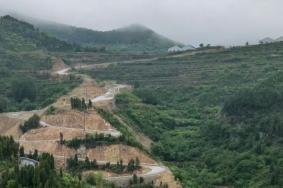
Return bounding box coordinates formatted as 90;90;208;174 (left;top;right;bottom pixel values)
15;15;180;53
0;15;79;52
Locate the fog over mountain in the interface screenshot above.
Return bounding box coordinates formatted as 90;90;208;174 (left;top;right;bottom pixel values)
0;0;283;46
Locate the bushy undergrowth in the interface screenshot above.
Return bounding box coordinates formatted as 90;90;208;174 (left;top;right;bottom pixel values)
85;43;283;187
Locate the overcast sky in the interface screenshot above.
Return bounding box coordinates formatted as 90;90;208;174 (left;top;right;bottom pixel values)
0;0;283;46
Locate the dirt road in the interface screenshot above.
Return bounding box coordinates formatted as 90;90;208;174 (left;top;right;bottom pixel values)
0;62;180;188
40;120;121;137
92;84;129;103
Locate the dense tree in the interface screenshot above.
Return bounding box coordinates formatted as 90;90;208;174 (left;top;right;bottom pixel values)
59;132;64;145
11;77;36;102
0;97;8;112
86;43;283;187
20;114;40;133
88;99;93;109
0;136;18;160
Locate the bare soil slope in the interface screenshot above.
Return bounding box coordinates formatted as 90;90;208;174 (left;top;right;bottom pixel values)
0;115;22;139
41;110;113;130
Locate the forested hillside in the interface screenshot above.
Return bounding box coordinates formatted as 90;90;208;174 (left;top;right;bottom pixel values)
0;15;79;52
27;18;179;53
0;15;81;112
84;43;283;187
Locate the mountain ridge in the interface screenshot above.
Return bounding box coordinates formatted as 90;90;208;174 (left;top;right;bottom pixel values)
10;14;180;53
0;15;78;52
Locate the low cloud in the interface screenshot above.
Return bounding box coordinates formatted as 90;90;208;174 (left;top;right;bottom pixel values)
0;0;282;46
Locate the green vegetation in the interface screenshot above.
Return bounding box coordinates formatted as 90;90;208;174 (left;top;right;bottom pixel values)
0;15;82;112
64;133;133;149
0;136;18;160
0;15;79;52
0;136;94;188
70;97;92;111
32;20;179;54
20;114;40;133
97;109;145;152
67;155;140;174
84;43;283;187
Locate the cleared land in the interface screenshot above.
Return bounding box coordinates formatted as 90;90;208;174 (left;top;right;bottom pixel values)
0;64;180;188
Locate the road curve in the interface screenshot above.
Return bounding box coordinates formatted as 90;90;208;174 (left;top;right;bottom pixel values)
92;84;129;103
5;64;168;186
56;68;71;75
39;121;121;137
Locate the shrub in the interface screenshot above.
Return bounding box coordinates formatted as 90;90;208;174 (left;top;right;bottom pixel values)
20;114;40;133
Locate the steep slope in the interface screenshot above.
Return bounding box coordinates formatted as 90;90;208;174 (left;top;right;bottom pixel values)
0;15;81;112
0;15;79;52
21;17;179;53
83;42;283;187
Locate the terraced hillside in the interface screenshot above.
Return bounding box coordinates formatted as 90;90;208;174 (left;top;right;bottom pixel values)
83;43;283;187
0;69;180;188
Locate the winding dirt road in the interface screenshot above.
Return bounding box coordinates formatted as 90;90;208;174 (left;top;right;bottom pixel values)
1;60;176;187
55;63;169;185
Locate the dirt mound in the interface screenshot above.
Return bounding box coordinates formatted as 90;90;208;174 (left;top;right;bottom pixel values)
42;110;113;131
20;140;154;165
51;57;68;72
21;127;84;141
0;115;22;139
87;144;156;164
70;78;104;100
20;141;75;157
53;78;104;109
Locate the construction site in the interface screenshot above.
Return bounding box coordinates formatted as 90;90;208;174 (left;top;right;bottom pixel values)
0;60;181;188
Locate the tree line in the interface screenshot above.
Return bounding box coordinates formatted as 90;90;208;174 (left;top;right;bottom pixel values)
67;154;140;174
64;133;128;149
20;114;40;133
70;97;92;111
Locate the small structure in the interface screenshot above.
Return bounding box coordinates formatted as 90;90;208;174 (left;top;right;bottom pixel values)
19;157;39;168
168;45;183;53
168;45;195;53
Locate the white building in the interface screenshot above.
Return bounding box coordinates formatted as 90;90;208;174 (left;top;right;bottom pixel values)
168;45;195;53
19;157;39;168
168;45;183;53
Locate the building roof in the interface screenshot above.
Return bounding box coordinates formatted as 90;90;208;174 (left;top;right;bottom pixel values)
19;157;39;166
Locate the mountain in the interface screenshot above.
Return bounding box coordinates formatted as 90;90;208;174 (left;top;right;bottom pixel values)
0;15;78;52
16;16;180;53
0;15;81;112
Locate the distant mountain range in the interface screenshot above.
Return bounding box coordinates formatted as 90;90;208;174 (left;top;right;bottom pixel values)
259;36;283;44
12;14;180;53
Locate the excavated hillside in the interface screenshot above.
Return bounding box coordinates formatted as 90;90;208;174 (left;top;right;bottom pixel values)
0;63;181;188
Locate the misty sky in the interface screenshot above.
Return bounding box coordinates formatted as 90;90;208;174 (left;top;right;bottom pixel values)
0;0;283;46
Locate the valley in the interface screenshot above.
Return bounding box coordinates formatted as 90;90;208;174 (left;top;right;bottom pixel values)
1;13;283;188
